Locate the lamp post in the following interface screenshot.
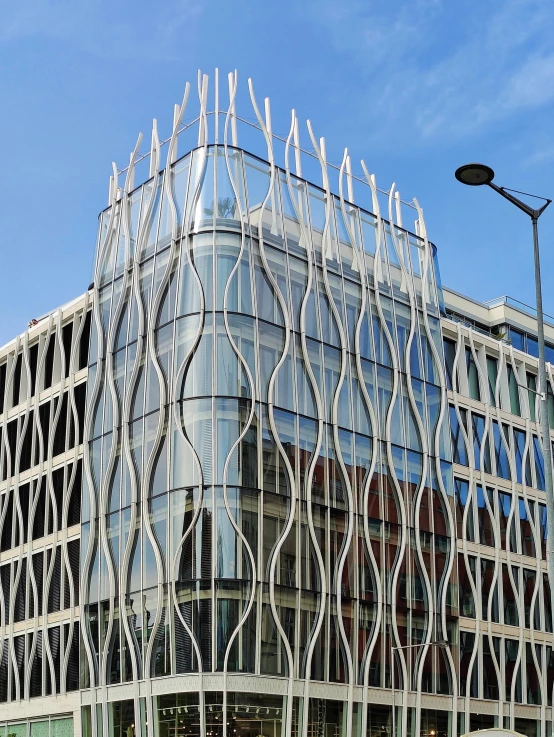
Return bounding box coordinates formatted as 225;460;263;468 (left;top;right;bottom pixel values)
455;163;554;640
391;640;448;737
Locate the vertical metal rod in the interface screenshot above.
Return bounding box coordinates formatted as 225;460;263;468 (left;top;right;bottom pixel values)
532;215;554;635
392;646;395;737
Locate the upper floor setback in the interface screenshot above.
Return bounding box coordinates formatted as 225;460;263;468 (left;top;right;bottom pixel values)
442;298;554;433
444;286;554;362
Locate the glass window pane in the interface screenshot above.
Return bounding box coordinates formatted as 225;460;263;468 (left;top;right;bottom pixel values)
486;356;497;406
30;722;48;737
465;347;480;401
507;364;521;416
527;335;539;358
527;373;537;422
471;412;491;473
50;719;73;737
509;328;525;352
455;477;473;541
449;405;468;466
7;725;26;737
443;338;456;391
493;421;511;480
533;435;545;491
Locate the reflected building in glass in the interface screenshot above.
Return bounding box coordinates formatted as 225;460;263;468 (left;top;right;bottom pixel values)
0;71;554;737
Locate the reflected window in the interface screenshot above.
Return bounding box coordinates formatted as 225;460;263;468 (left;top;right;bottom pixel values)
480;558;499;621
519;500;536;558
492;421;511;480
458;553;476;618
507;363;521;416
454;478;473;541
476;485;494;547
533;435;545;491
514;428;532;486
486;355;498;406
443;338;456;391
449;405;468;466
505;638;522;702
527;372;537;422
465;347;480;401
460;631;477;697
503;564;519;626
471;412;491;473
499;492;517;552
509;328;525;352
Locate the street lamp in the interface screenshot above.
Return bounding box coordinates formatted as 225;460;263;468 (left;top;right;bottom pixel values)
455;163;554;642
391;640;448;737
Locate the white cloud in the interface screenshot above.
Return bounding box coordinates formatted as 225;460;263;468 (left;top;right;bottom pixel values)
524;143;554;167
300;0;554;141
0;0;206;60
499;53;554;111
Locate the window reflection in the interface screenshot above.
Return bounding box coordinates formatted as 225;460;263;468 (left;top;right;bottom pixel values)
455;478;473;541
465;347;480;401
507;363;521;416
449;405;468;466
486;355;498;406
471;413;491;474
83;144;474;703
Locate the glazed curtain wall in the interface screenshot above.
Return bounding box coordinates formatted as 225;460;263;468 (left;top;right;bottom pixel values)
83;142;452;736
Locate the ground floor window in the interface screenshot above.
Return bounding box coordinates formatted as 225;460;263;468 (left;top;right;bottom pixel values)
469;713;495;733
81;698;543;737
515;718;538;737
0;717;72;737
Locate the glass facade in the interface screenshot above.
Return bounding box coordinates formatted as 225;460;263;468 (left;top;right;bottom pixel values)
0;72;553;737
81;131;451;737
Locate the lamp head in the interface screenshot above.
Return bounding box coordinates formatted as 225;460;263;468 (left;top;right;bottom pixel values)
455;163;495;186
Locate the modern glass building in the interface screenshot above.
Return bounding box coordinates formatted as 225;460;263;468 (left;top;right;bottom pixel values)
0;70;553;737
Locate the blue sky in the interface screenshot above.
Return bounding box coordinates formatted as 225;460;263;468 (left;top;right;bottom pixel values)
1;0;553;344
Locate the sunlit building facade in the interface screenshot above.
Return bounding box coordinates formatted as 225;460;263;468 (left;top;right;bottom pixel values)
0;71;553;737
